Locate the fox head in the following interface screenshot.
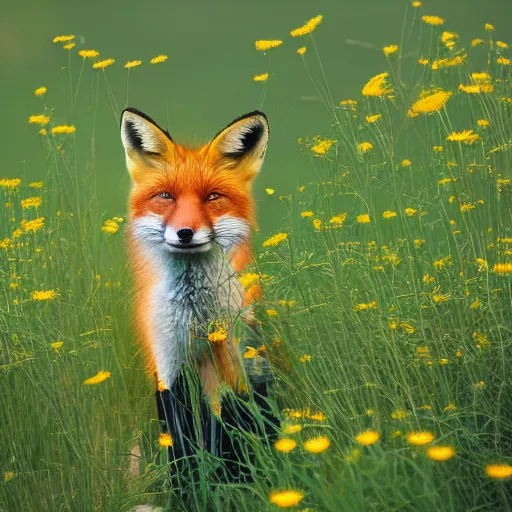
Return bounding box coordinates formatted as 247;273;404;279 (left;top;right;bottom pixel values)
120;108;269;256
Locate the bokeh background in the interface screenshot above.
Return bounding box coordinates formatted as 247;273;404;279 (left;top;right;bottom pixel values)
3;0;512;232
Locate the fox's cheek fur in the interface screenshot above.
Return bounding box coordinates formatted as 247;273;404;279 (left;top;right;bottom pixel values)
213;215;251;251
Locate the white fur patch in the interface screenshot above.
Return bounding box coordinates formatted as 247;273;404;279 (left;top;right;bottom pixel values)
213;215;251;252
121;112;164;154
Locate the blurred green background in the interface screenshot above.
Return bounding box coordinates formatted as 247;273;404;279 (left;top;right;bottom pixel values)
3;0;512;231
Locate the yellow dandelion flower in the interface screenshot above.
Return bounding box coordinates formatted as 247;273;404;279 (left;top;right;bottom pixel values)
312;219;322;230
0;178;21;189
52;125;76;135
362;72;393;97
355;430;380;446
101;219;119;234
433;145;444;152
358;141;373;153
299;354;311;363
418;58;429;65
274;438;297;453
357;214;371;224
471;299;482;309
151;54;168;64
405;207;417;216
53;35;74;43
422;15;445;26
441;31;459;43
329;213;347;225
264;188;275;196
269;490;304;508
459;84;494;93
427;446;455;461
340;99;358;106
366;114;381;123
34;87;47;97
446;130;480;144
497;41;508;49
383;44;399;56
159;432;173;447
208;327;227;343
84;371;110;385
297;46;307;55
443;402;456;411
301;211;314;218
382;210;397;219
433;294;449;303
283;424;302;434
32;290;57;301
406;431;435;446
263;232;288;247
391;409;411;420
255;40;283;51
415;239;425;247
253;73;269;81
78;50;99;59
39;128;47;136
29;114;50;125
311;139;336;154
93;59;115;69
478;118;491;128
493;263;512;274
412;1;422;6
486;464;512;479
290;14;323;37
20;197;42;209
497;56;511;65
125;60;142;69
431;55;466;69
28;181;43;188
484;23;494;31
50;341;64;350
4;472;14;482
266;309;278;317
304;436;330;453
63;42;75;50
22;217;45;232
353;301;377;312
409;90;452;115
472;38;484;47
402;159;412;167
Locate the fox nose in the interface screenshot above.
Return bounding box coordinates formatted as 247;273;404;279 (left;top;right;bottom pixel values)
176;228;194;244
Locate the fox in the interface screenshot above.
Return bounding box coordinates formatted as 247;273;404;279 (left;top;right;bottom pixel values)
120;108;276;467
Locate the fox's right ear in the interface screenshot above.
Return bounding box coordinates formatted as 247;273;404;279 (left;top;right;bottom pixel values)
120;108;172;180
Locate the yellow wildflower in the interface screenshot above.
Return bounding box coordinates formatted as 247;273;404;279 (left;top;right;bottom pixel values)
446;130;480;144
362;72;392;97
53;35;74;43
266;309;278;317
93;59;115;69
78;50;100;58
401;322;416;334
0;178;21;189
486;464;512;479
441;31;459;43
472;38;484;47
476;257;488;270
84;371;110;385
329;213;347;224
299;354;311;363
392;409;411;420
269;490;304;508
484;23;494;31
444;402;456;411
427;446;455;461
340;99;357;106
4;472;14;482
253;73;269;82
311;139;336;154
263;233;288;247
159;433;173;447
460;203;476;213
433;294;449;304
409;90;452;116
459;84;494;93
290;14;323;37
312;219;322;230
433;145;444;152
125;60;142;69
497;57;511;65
431;55;466;69
406;431;435;446
358;141;373;153
301;211;314;218
353;301;377;312
63;42;76;50
29;115;50;125
20;197;42;209
383;45;399;56
418;58;429;65
22;217;45;232
366;114;381;123
297;46;307;55
52;125;76;135
470;299;481;309
405;207;417;216
50;341;64;350
497;41;508;49
274;438;297;453
303;436;330;453
32;290;57;301
255;40;283;51
150;54;168;64
357;214;371;224
28;181;43;188
477;119;490;127
283;424;302;434
382;210;397;219
34;87;47;97
208;327;227;343
422;15;445;26
355;430;380;446
402;159;412;167
493;263;512;274
101;219;119;234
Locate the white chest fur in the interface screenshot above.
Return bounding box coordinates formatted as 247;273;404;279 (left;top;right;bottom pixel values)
148;249;245;389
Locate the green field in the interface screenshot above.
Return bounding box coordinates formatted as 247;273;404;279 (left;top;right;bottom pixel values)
1;5;512;511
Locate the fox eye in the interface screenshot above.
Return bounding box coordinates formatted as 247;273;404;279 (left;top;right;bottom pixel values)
207;192;220;201
155;192;174;200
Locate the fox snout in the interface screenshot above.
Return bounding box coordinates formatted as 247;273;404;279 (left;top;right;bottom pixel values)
164;225;213;253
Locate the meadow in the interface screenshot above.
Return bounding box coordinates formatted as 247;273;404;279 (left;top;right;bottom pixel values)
1;5;512;511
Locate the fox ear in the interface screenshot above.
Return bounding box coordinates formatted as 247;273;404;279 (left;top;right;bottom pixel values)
120;108;172;178
208;111;269;175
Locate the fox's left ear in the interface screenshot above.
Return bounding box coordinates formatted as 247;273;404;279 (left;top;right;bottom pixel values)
207;111;269;176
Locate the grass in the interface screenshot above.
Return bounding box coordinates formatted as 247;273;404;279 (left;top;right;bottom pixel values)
1;8;512;512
